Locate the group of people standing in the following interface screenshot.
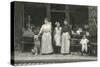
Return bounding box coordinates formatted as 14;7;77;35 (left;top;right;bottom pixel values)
23;18;90;56
36;18;71;55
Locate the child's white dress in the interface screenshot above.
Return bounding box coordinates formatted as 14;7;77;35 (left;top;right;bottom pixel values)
80;38;89;52
34;35;40;47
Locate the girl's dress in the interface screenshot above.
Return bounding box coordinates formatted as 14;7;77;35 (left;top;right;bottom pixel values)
54;27;62;46
61;25;71;54
39;23;53;54
34;35;40;55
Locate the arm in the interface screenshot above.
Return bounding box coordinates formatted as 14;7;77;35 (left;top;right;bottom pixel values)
38;25;43;36
49;24;52;33
53;27;56;35
60;27;62;35
61;26;63;35
87;39;89;43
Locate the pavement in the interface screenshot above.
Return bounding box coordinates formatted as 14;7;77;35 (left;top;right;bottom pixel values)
13;51;97;65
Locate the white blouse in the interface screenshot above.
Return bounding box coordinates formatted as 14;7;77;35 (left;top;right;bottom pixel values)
39;23;51;34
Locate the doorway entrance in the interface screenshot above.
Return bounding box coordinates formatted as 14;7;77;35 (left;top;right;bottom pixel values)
24;3;46;27
51;12;65;27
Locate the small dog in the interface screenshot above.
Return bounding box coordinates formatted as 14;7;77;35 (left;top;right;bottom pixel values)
32;35;40;55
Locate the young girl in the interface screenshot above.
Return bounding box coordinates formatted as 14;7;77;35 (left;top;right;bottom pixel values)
54;22;62;53
33;34;40;55
80;35;89;55
32;27;40;55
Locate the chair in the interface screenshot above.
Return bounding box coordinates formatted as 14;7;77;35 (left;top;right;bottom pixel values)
21;37;34;52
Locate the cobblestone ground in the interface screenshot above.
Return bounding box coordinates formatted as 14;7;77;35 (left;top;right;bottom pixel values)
13;51;97;66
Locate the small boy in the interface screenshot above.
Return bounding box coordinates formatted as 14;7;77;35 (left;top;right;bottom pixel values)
80;35;89;55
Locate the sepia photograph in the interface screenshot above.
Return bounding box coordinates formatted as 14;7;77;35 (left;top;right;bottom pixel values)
11;1;97;66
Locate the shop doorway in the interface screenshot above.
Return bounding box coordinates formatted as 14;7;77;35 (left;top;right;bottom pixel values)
24;3;46;27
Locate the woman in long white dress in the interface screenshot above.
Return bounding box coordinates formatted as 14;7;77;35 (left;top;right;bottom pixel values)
61;20;71;54
38;18;53;54
54;22;62;53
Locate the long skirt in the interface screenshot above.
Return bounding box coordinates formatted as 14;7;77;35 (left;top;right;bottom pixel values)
41;32;53;54
54;34;61;46
61;32;70;54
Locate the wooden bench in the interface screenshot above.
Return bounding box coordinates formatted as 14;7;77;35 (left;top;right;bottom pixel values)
21;37;34;52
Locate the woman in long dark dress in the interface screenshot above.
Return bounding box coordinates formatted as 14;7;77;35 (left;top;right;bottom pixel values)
61;20;71;54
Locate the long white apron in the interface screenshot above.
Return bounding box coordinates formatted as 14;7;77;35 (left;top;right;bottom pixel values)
41;32;53;54
54;27;62;46
61;32;70;54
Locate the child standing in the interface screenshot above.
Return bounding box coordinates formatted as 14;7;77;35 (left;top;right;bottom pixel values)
80;35;89;55
54;22;62;53
32;27;40;55
33;35;40;55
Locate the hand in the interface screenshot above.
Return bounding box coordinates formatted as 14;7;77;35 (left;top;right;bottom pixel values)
36;35;39;38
